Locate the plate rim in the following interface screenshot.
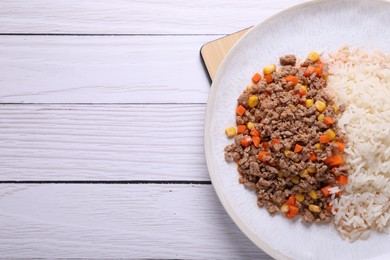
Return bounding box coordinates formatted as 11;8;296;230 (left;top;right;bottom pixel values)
203;0;390;259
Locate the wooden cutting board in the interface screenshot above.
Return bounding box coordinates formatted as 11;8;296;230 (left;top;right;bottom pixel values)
200;27;252;81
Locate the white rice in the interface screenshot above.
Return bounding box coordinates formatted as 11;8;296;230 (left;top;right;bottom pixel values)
326;46;390;241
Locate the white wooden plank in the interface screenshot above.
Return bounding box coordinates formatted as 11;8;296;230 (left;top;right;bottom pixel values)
0;104;209;181
0;35;211;103
0;184;270;259
0;0;308;34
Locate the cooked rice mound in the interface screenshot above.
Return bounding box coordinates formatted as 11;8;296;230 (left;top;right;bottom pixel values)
327;46;390;241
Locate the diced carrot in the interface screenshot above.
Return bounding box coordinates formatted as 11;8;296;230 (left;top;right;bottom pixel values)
321;185;332;197
286;195;296;206
237;125;247;134
294;144;303;153
304;66;315;77
285;211;295;219
241;136;252;147
288;205;299;215
271;138;280;146
323;117;335;125
314;64;322;77
335;141;344;152
336;174;348;185
324;154;344;167
252;72;262;84
236;105;246;116
264;74;273;84
319;134;330;144
257;151;269;162
269;161;277;167
309;153;317;162
250;129;260;137
262;141;269;149
326;204;332;213
285;75;298;86
252;136;261;148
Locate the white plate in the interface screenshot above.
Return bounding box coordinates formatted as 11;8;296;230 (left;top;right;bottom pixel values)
204;0;390;259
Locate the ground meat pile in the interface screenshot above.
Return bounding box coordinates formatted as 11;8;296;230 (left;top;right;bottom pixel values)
224;54;350;223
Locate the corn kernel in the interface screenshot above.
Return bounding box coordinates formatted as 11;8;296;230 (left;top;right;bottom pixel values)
314;143;323;151
305;99;314;108
280;204;289;213
284;150;292;158
325;129;336;141
315;100;327;112
246;122;255;130
247;95;259;108
309;190;318;200
308;51;320;62
225;126;236;138
289;104;296;110
298;85;307;97
317;114;324;121
333;105;339;113
300;169;309;178
307;167;316;174
296;193;305;202
293;157;301;163
263;64;276;75
309;204;321;213
291;176;300;184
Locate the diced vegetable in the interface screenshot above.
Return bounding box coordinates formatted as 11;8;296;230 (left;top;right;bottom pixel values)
286;195;296;206
262;141;269;149
248;95;259;108
294;144;303;153
335;141;345;152
317;114;325;121
225;126;236;138
257;151;269;162
291;176;300;184
280;204;289;213
324;154;345;167
321;185;332;197
298;84;307;97
333;105;339;113
304;66;315;77
241;136;252;147
237;125;247;134
252;136;261;148
284;150;292;157
323;117;335;125
324;129;336;141
247;122;255;130
314;143;323;150
336;174;348;185
307;167;316;174
296;193;305;202
313;64;322;77
264;74;273;84
285;75;298;86
309;153;317;162
263;64;276;75
315;100;326;112
236;105;246;116
307;51;320;62
305;99;314;108
326;204;332;213
309;190;318;200
319;134;330;144
308;204;321;213
286;205;299;218
250;129;260;137
300;169;309;178
271;138;280;146
252;72;262;84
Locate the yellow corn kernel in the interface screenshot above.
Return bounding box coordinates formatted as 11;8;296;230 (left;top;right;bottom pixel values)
314;143;323;151
325;129;336;141
246;122;255;130
333;105;339;113
315;100;327;112
309;204;321;213
296;193;305;202
309;190;318;200
225;126;236;138
317;114;325;121
307;167;316;174
247;95;259;108
284;150;292;158
289;104;296;110
280;204;289;213
293;157;301;163
305;99;314;108
300;169;309;178
291;176;300;184
263;64;276;75
308;52;320;62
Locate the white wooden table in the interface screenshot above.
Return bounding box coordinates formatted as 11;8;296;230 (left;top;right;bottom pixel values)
0;1;308;258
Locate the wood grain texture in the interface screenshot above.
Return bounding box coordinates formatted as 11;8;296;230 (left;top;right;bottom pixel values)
0;184;270;259
0;0;308;34
0;104;210;181
0;36;211;103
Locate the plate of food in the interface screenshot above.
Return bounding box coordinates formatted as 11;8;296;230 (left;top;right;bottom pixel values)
204;0;390;259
